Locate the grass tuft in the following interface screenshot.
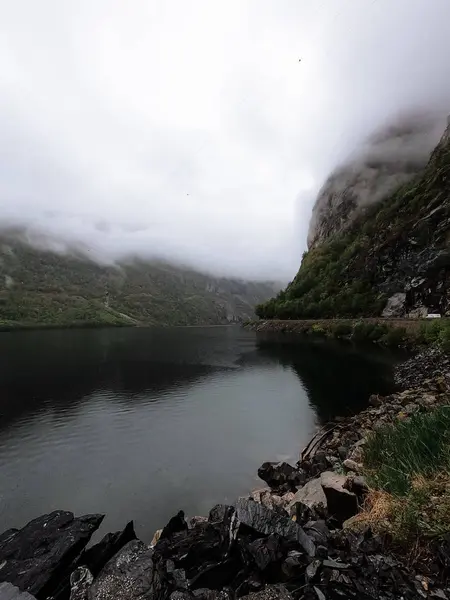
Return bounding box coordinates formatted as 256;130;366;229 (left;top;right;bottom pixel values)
364;405;450;495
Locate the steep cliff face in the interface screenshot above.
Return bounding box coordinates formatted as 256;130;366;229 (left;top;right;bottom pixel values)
257;116;450;320
308;113;446;249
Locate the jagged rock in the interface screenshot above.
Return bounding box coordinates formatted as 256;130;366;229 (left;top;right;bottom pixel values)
153;506;240;590
0;511;103;599
280;550;306;580
69;567;93;600
160;510;188;541
320;472;358;524
234;498;315;557
80;520;136;576
240;584;293;600
88;540;157;600
257;463;305;491
247;535;286;571
303;521;330;546
0;582;36;600
305;559;321;583
289;478;327;519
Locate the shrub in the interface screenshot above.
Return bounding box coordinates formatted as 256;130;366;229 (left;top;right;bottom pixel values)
352;321;376;342
380;326;406;347
439;323;450;353
332;322;353;338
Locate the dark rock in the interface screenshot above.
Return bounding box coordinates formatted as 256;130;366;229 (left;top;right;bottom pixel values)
303;521;330;546
0;511;103;599
337;447;348;460
247;535;285;571
257;463;305;491
80;521;136;577
69;567;93;600
160;510;188;541
320;472;358;524
0;582;36;600
235;498;315;557
305;559;321;583
154;505;240;590
240;584;293;600
280;551;306;580
88;540;158;600
316;545;328;559
234;572;264;597
313;587;326;600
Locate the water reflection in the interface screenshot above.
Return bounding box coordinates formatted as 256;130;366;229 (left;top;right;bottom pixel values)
0;326;398;540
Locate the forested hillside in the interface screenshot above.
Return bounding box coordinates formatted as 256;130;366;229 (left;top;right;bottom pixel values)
0;231;279;328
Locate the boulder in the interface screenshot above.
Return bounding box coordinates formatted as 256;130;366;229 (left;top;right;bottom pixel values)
88;540;158;600
234;498;315;557
246;535;286;571
0;511;103;599
257;462;305;491
153;506;240;590
382;292;406;317
80;520;136;576
343;459;362;473
0;582;36;600
288;478;327;519
320;472;358;524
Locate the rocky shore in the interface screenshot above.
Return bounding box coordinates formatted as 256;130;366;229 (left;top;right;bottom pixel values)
1;348;449;600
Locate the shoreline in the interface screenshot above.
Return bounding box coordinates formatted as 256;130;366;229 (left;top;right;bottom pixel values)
1;345;449;599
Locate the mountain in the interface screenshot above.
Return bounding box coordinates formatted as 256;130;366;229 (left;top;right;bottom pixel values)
0;231;280;328
257;115;450;320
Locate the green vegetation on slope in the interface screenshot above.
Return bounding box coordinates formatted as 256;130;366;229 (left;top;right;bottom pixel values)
256;124;450;319
361;406;450;542
0;233;278;328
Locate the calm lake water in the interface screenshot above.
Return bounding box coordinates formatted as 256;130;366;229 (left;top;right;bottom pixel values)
0;326;399;541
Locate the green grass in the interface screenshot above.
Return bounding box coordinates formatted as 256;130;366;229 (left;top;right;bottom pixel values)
357;406;450;543
364;405;450;496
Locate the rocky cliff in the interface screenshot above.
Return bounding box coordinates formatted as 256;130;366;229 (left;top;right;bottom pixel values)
308;112;445;249
257;115;450;320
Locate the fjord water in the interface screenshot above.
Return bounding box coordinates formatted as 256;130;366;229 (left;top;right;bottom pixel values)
0;326;397;541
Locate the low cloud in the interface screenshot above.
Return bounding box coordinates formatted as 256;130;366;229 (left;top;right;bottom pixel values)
0;0;450;278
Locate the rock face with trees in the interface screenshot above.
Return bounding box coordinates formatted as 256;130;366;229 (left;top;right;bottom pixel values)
257;116;450;321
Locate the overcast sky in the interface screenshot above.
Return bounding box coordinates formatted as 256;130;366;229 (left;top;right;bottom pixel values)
1;0;450;280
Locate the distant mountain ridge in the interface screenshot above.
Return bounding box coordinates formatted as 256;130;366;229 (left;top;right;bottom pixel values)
0;230;280;328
